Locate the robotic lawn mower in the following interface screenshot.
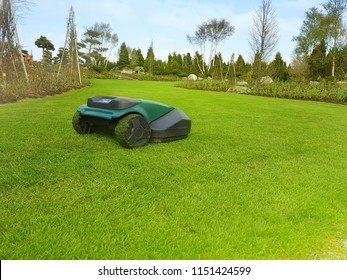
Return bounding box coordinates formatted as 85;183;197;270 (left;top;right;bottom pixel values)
72;96;191;148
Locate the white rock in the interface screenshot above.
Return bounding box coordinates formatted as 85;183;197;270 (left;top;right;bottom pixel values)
237;81;248;86
260;76;273;84
227;86;251;94
187;74;198;81
121;69;134;74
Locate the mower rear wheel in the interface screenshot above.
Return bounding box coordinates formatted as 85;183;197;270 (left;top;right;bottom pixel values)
115;114;151;148
72;111;93;134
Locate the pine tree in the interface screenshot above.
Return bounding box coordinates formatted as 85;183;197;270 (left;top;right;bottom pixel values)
252;52;263;80
129;49;138;69
212;53;224;80
136;48;145;67
144;42;155;74
183;53;193;73
308;40;329;79
167;53;174;71
338;45;347;77
117;42;130;69
167;52;182;73
35;35;55;62
235;55;246;78
268;52;288;81
154;59;166;74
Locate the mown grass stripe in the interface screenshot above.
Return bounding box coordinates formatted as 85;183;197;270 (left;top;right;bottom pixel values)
0;79;346;259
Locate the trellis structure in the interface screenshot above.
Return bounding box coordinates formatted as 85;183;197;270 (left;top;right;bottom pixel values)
57;6;81;84
0;0;29;82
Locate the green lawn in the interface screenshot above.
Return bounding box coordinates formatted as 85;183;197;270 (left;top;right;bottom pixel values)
1;79;346;259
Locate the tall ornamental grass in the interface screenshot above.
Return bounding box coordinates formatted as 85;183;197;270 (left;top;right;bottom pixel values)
0;63;86;104
178;80;347;104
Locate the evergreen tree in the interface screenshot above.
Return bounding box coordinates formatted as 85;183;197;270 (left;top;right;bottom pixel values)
43;49;53;64
268;52;289;81
212;53;224;80
183;53;193;73
79;29;102;65
54;47;69;65
117;42;130;69
176;53;183;70
79;22;118;69
252;52;263;80
167;52;182;73
308;40;329;79
154;59;166;74
136;48;145;67
338;45;347;77
192;51;205;75
235;55;246;78
35;35;55;62
144;42;155;74
130;49;138;69
167;53;174;71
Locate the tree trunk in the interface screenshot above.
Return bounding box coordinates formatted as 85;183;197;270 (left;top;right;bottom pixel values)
332;39;336;78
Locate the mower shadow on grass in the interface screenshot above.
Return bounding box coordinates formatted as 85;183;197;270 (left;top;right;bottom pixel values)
86;123;118;144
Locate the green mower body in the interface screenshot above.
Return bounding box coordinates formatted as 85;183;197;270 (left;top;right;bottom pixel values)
72;96;191;148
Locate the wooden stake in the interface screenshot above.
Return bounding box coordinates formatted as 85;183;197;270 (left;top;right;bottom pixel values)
57;6;81;84
8;0;29;82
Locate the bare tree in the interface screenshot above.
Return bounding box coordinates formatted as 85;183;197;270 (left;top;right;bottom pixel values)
249;0;279;63
187;18;234;75
10;0;32;18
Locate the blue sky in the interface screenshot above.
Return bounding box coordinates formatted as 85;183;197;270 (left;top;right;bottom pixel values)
15;0;323;64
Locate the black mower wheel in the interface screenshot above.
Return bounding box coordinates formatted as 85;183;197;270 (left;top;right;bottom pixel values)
115;114;151;148
72;111;93;134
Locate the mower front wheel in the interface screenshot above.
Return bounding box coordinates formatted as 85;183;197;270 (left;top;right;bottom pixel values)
115;114;151;148
72;111;93;134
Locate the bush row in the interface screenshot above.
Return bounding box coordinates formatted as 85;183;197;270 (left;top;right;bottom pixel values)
251;82;347;104
178;80;347;105
0;63;87;104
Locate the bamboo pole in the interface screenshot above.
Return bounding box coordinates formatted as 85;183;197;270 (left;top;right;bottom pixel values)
8;0;29;83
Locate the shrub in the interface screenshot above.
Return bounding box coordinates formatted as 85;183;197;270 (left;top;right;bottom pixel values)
178;80;232;92
136;74;181;81
177;79;347;105
0;63;86;104
251;81;347;103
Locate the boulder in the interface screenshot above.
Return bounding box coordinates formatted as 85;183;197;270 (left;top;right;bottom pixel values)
309;81;319;85
121;69;134;74
237;81;248;86
337;81;347;87
260;76;273;84
134;66;144;73
227;86;251;94
187;74;198;81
